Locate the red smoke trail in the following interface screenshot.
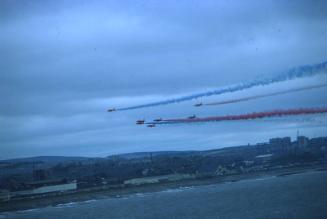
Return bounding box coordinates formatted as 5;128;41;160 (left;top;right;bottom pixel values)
204;84;327;106
161;108;327;124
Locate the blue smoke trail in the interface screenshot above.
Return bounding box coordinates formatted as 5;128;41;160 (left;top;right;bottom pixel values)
115;61;327;111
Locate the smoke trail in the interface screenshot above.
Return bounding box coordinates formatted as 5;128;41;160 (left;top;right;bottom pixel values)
113;61;327;111
204;83;327;106
153;108;327;125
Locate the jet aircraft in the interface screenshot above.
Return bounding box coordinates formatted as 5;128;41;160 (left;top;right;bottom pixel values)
188;114;196;119
136;119;145;125
107;108;116;112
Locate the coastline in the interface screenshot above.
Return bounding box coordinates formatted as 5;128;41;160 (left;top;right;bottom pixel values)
1;164;326;213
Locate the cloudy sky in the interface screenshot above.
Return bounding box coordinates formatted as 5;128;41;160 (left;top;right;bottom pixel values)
1;0;327;159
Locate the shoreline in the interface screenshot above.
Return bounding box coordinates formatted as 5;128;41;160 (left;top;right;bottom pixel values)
1;164;326;213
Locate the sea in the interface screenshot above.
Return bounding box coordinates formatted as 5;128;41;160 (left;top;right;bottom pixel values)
1;170;327;219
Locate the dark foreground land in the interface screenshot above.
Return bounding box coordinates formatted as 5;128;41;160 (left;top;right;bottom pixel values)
1;135;327;214
1;164;327;213
2;167;327;219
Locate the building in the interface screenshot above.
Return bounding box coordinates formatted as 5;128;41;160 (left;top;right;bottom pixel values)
269;137;292;152
297;136;309;148
124;174;194;186
13;179;77;197
255;154;273;163
309;137;327;150
269;137;291;146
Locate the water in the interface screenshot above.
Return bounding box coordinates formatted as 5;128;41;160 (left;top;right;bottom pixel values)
2;170;327;219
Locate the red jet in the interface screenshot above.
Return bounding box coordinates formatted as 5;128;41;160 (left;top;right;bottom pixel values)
188;114;196;119
136;119;145;125
107;108;116;112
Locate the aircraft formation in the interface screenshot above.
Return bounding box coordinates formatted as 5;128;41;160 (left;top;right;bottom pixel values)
107;61;327;128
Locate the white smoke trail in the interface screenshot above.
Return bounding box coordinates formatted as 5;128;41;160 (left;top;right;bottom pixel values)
203;83;327;106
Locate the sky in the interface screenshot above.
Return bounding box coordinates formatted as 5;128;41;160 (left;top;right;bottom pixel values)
1;0;327;159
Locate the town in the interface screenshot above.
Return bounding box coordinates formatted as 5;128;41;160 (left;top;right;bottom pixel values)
1;135;327;205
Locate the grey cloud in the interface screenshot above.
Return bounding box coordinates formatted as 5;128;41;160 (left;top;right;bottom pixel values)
1;0;327;159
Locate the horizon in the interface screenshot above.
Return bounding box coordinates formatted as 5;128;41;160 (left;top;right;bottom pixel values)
2;134;325;161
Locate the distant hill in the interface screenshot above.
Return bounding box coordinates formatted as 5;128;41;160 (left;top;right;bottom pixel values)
0;147;254;164
1;156;90;164
0;156;94;176
107;151;198;160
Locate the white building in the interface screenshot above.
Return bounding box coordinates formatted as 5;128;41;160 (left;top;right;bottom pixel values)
13;180;77;196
